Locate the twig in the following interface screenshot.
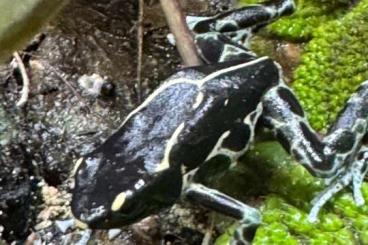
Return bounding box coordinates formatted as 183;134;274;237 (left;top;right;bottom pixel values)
24;232;39;245
160;0;203;66
201;213;214;245
13;52;30;107
137;0;144;102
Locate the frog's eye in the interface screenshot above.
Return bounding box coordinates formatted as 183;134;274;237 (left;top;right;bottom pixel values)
111;191;142;218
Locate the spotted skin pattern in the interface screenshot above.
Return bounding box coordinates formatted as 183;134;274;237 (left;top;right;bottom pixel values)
71;0;368;244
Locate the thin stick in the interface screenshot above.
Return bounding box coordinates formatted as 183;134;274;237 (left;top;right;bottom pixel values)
46;65;85;104
13;52;30;107
160;0;203;66
137;0;144;102
201;213;214;245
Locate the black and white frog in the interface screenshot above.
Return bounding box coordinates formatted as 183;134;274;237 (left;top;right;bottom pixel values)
71;0;368;243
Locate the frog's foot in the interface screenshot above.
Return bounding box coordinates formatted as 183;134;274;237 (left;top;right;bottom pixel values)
231;222;260;245
352;149;368;205
308;148;368;222
75;229;93;245
184;183;261;244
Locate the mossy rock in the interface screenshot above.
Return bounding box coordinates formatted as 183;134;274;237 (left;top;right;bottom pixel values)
293;0;368;131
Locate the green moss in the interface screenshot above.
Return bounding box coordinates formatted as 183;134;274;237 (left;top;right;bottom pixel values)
239;0;350;40
253;222;299;245
293;0;368;131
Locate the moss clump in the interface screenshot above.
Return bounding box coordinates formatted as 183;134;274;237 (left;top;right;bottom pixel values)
215;142;368;244
239;0;350;40
293;0;368;131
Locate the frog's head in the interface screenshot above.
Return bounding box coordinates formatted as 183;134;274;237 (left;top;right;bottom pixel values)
71;146;182;229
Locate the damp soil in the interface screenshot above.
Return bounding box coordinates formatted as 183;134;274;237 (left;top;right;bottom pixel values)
0;0;301;244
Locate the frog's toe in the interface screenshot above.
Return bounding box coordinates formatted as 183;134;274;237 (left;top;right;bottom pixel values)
308;172;352;223
353;180;365;206
352;152;368;205
231;223;259;245
308;149;368;222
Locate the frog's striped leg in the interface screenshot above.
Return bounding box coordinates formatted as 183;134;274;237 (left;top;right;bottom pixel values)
307;82;368;221
262;76;368;220
170;0;295;63
189;0;295;46
187;0;296;64
184;183;261;245
262;78;368;177
194;32;259;64
352;149;368;205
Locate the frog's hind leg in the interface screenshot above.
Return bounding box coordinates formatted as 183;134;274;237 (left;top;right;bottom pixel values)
189;0;295;46
308;82;368;218
307;81;368;220
262;74;368;220
262;76;368;177
183;183;261;244
189;0;296;64
194;32;259;64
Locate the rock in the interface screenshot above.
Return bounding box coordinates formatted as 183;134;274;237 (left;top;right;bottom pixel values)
107;228;122;240
78;74;108;97
0;111;34;242
55;219;75;234
0;162;32;241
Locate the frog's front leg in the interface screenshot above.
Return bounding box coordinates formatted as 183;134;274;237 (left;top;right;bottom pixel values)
184;183;261;245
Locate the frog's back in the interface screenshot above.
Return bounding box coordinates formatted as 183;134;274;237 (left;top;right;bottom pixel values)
170;57;280;171
94;57;278;172
113;57;280;171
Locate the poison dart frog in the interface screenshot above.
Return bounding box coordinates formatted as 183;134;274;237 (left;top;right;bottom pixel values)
71;0;368;243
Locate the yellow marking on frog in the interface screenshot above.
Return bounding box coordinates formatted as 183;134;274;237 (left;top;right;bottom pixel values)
72;157;84;176
111;192;127;211
205;130;230;161
192;92;204;109
119;57;268;128
74;218;88;229
155;122;185;172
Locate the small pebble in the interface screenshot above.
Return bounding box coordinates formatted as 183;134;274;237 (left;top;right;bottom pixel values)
108;228;122;240
55;219;75;233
